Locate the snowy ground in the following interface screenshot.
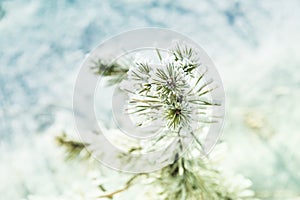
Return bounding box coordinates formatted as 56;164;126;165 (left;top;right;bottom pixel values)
0;0;300;199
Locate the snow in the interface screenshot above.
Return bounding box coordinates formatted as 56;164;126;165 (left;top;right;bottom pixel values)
0;0;300;199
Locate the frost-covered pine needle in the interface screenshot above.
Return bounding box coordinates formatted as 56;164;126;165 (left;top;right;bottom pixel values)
120;45;217;133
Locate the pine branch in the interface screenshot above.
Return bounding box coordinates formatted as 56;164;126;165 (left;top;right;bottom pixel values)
55;132;90;160
55;43;259;200
152;156;257;200
91;59;128;85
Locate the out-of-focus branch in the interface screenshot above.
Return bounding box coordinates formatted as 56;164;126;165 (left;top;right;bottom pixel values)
55;132;90;160
98;174;146;199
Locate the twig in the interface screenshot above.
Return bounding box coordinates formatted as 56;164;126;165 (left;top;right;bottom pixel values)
98;174;146;199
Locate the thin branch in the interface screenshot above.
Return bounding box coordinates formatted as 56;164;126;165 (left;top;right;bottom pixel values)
98;174;146;199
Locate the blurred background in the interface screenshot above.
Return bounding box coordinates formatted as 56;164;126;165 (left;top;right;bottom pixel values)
0;0;299;199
